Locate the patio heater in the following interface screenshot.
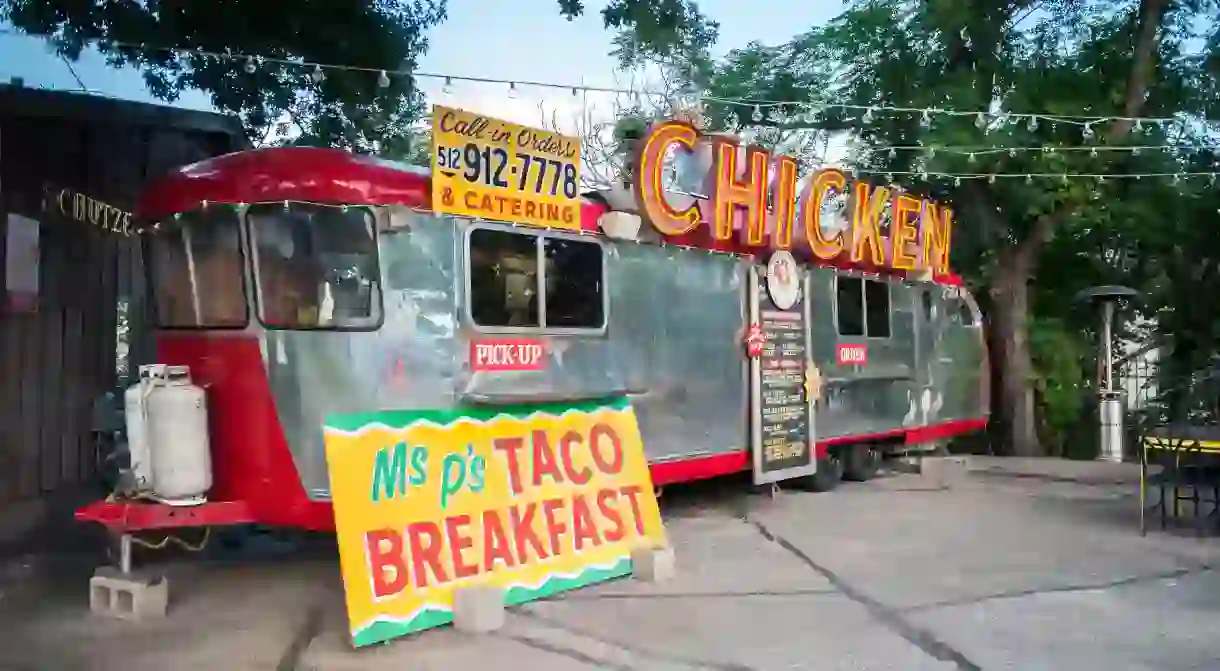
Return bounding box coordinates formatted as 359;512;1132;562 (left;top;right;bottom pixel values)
1076;285;1141;462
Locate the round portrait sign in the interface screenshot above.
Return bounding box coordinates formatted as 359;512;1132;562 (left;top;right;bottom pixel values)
766;250;801;311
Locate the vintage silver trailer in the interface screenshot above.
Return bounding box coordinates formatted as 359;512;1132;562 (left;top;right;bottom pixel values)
77;132;987;535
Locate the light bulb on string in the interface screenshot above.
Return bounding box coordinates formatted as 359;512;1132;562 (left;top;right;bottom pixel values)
310;65;326;85
920;110;932;128
1132;146;1140;155
243;56;257;74
967;152;976;163
377;70;391;88
1082;123;1095;141
1025;174;1033;184
862;107;874;123
988;174;996;184
442;77;454;96
888;148;897;158
954;177;962;186
751;105;763;123
1027;116;1038;132
927;146;936;158
975;112;988;130
507;82;518;99
571;87;579;97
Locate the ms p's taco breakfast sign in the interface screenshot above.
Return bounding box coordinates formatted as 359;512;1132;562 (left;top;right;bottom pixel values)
323;397;665;647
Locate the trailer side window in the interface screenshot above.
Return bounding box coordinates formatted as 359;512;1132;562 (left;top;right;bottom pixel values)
864;279;892;338
148;209;248;329
835;276;891;338
247;203;382;330
950;298;975;327
468;227;605;330
836;276;865;336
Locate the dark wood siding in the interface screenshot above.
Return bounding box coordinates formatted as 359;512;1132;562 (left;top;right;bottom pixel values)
0;87;247;514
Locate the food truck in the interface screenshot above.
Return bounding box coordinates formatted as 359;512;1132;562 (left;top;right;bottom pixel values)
75;107;988;549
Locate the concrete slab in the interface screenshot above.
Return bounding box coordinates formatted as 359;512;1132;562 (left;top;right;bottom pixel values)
0;559;335;671
746;475;1217;611
910;570;1220;670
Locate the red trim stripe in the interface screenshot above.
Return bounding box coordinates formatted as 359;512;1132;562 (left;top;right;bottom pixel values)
648;417;988;486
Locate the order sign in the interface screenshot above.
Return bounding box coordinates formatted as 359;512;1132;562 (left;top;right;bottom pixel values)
431;105;583;231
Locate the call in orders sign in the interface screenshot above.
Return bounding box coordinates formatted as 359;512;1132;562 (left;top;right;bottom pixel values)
431;104;583;230
323;397;666;647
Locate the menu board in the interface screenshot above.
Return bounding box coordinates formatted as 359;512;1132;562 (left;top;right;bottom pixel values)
750;266;817;484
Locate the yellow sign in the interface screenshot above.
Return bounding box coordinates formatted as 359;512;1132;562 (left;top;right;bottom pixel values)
430;104;583;230
323;397;665;647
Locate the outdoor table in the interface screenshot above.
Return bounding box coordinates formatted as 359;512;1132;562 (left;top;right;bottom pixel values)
1141;425;1220;535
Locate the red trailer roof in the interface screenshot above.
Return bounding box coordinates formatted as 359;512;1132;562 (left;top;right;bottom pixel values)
135;145;963;287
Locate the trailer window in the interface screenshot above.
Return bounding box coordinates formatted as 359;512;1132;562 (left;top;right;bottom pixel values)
864;279;892;338
247;203;381;330
950;298;976;327
835;276;891;338
148;210;248;328
836;276;864;336
467;227;604;330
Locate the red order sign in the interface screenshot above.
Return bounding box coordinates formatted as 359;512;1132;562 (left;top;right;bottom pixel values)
837;343;868;366
470;338;548;372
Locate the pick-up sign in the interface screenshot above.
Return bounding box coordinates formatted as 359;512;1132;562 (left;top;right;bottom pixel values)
470;338;547;372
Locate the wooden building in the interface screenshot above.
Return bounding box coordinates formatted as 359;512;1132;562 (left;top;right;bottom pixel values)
0;83;248;554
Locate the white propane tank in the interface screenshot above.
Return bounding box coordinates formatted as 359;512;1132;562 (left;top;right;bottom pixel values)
123;364;165;491
146;365;213;505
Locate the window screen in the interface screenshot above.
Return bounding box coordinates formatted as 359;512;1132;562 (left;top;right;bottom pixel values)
864;279;891;338
836;276;864;336
468;227;605;330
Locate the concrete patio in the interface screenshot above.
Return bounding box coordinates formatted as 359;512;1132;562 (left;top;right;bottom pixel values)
1;458;1217;670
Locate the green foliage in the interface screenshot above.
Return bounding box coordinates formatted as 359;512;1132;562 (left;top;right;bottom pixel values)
557;0;719;80
578;0;1220;452
0;0;447;150
1028;317;1092;456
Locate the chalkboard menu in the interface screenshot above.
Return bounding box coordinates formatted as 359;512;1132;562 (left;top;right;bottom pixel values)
751;266;817;484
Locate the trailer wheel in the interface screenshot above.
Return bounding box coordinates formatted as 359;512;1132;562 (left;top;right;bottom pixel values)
791;449;844;492
843;444;881;482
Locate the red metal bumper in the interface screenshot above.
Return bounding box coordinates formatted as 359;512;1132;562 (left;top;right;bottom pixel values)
74;499;256;532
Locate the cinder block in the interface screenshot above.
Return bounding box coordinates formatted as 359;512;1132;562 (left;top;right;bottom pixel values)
920;456;970;487
452;585;505;634
89;566;168;621
631;545;676;583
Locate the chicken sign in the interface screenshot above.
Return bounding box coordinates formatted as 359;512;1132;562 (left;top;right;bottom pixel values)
633;120;954;276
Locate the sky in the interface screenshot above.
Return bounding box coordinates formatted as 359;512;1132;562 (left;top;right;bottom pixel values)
0;0;845;133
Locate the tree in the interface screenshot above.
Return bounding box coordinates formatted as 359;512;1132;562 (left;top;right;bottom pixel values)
568;0;1220;456
0;0;448;150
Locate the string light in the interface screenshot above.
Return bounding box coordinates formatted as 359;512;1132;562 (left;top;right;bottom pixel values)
0;28;1198;129
3;29;1215;185
863;143;1217;157
851;169;1217;182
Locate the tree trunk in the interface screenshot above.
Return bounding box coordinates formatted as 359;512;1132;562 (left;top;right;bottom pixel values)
990;245;1039;456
